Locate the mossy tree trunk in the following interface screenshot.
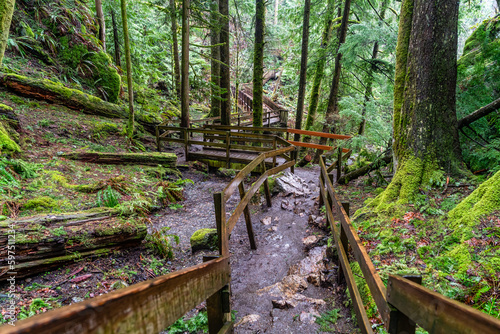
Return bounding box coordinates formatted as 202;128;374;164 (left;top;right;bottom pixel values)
120;0;135;137
110;8;121;67
252;0;265;129
210;0;221;118
0;0;15;65
95;0;106;52
303;0;335;140
170;0;181;100
180;0;190;128
293;0;311;142
219;0;231;125
313;0;351;163
367;0;463;213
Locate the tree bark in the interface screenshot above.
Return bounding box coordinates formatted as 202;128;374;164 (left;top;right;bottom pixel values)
303;0;335;139
293;0;311;142
0;211;146;281
95;0;106;52
62;152;177;167
457;97;500;129
210;0;221;117
111;8;121;67
170;0;181;99
0;0;15;65
252;0;265;129
313;0;351;163
367;0;462;211
180;0;190;128
219;0;231;125
120;0;135;137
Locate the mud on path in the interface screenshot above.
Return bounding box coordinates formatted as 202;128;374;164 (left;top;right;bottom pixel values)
157;165;357;333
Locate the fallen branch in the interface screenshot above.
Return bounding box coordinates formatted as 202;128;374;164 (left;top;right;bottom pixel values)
62;151;177;167
458;97;500;129
338;154;392;185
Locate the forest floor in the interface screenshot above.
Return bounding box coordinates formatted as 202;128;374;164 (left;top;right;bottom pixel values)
1;88;499;332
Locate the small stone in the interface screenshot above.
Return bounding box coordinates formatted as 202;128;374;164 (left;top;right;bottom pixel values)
190;228;218;253
302;235;319;247
307;274;321;287
25;278;32;283
261;216;272;225
234;314;260;327
299;310;320;324
72;297;84;304
272;300;287;309
274;217;279;222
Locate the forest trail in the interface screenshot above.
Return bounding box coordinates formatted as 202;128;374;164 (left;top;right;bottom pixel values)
155;166;356;333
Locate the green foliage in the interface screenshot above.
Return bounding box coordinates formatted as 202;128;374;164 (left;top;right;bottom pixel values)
315;309;343;332
95;186;121;208
167;311;209;334
24;196;58;210
17;298;51;320
145;226;179;259
1;158;41;179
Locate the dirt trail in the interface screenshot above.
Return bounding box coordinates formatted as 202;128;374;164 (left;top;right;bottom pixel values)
157;163;356;333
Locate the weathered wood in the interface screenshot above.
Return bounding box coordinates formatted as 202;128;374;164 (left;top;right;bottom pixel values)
0;212;146;281
1;257;230;334
214;193;229;256
62;152;177;167
338;154;392;184
287;140;332;151
388;275;421;334
337;147;342;180
261;162;272;208
287;128;351;140
387;274;500;334
239;183;256;250
319;176;373;334
337;202;350;284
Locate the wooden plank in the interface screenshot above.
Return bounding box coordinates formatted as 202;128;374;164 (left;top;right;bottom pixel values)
1;257;230;334
188;128;228;135
158;137;185;144
214;193;229;257
239;183;256;250
320;156;390;323
319;181;373;334
188;140;227;149
205;125;288;133
217;321;234;334
387;275;500;334
287;128;352;140
287;140;333;151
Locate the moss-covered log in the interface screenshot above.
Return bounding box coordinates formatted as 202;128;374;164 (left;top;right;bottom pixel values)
0;73;162;134
338;155;392;185
62;151;177;167
0;210;146;281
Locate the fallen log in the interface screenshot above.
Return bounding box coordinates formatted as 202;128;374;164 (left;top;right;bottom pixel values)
62;152;177;167
338;155;392;185
0;73;161;134
0;209;146;281
458;97;500;129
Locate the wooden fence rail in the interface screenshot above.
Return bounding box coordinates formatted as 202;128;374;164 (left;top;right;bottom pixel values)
0;256;232;334
319;155;500;334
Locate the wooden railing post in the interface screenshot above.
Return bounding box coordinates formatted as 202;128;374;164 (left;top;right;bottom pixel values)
337;202;350;285
204;256;232;334
337;146;342;181
260;162;272;207
156;126;161;152
238;183;257;250
387;275;421;334
183;128;189;162
319;169;324;207
272;137;277;168
225;131;231;169
214;192;228;256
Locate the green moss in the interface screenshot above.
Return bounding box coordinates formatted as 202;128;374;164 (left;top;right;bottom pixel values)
24;196;58;210
0;121;20;154
190;228;218;252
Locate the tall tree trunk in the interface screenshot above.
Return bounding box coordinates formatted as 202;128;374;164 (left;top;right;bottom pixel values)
210;0;221;117
95;0;106;51
252;0;265;129
274;0;280;26
0;0;15;65
170;0;181;100
120;0;134;137
293;0;311;142
219;0;231;125
303;0;335;137
313;0;351;163
110;8;121;67
368;0;462;211
358;1;388;136
180;0;190;128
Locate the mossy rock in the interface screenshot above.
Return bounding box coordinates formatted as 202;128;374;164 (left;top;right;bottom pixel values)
0;121;20;154
190;228;218;253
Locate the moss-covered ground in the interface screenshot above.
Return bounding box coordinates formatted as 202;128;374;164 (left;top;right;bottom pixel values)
332;166;500;326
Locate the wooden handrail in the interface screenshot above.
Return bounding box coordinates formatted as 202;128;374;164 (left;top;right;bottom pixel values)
287;128;352;140
387;275;500;334
0;256;231;334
